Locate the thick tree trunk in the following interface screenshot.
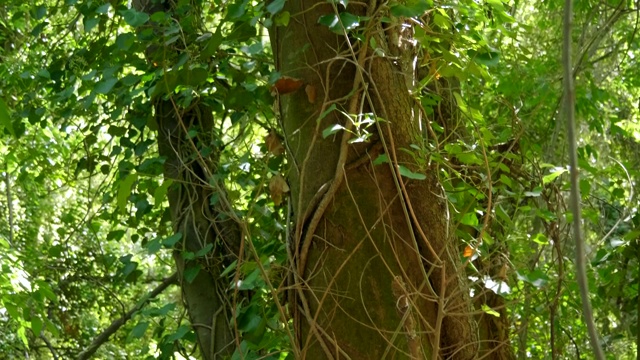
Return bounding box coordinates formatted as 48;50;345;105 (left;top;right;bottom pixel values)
271;2;478;359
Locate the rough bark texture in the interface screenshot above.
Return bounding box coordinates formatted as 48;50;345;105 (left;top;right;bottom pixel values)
271;2;478;359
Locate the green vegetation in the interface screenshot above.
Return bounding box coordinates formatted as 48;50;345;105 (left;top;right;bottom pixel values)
0;0;638;359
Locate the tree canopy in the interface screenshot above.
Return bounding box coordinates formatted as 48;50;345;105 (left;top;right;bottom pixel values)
0;0;639;359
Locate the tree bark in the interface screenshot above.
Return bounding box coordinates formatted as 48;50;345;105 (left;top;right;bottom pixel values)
271;2;478;359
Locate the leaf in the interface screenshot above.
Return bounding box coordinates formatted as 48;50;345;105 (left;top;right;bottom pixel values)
0;98;14;136
318;12;360;34
524;188;542;197
274;11;291;26
318;104;337;122
322;124;344;138
390;0;431;17
130;321;149;339
517;270;549;288
146;238;162;254
117;173;137;213
153;179;173;205
460;212;478;226
482;304;500;317
373;154;389;165
305;84;317;103
266;0;286;14
120;9;149;27
220;260;237;277
532;233;548;245
471;50;501;67
162;232;182;247
31;316;43;335
227;0;249;19
265;130;285;156
398;165;426;180
543;167;567;184
183;264;201;284
271;76;303;95
95;78;118;95
463;245;474;258
195;243;214;257
269;174;290;206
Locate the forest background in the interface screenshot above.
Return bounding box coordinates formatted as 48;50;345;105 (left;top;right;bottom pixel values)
0;0;639;359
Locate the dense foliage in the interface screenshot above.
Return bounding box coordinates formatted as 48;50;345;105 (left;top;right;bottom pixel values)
0;0;638;358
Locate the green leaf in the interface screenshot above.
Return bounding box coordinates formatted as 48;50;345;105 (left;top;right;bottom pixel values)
532;233;548;245
117;173;138;213
482;304;500;317
84;17;99;32
95;78;118;95
542;167;567;184
183;264;201;284
318;12;360;34
524;188;541;197
162;233;182;247
167;325;191;342
517;270;549;288
266;0;286;14
373;154;389;165
220;260;237;277
30;316;43;335
390;0;431;17
130;321;149;339
227;0;249;19
322;124;344;138
147;238;162;254
120;9;149;27
95;3;110;14
195;243;214;257
460;212;478;226
473;50;501;67
107;230;126;241
398;165;426;180
274;11;291;26
0;98;14;136
153;179;173;205
318;104;337;122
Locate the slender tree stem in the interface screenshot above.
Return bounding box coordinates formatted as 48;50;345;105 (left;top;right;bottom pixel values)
563;1;605;358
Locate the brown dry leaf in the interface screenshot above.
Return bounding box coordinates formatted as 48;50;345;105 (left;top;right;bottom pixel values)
271;76;303;95
305;84;317;103
269;174;290;206
265;130;284;156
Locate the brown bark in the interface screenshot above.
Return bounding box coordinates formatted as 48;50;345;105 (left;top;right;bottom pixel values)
271;2;478;358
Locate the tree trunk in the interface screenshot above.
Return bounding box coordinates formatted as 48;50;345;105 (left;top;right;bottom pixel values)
271;2;478;359
132;2;241;359
155;100;240;359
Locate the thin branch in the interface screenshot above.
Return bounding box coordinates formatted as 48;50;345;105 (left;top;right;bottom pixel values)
76;273;178;360
563;1;605;359
4;165;14;246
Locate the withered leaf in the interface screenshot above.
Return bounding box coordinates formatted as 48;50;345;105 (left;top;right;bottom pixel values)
269;174;290;206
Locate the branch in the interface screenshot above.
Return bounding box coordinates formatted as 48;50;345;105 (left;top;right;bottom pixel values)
563;0;605;359
4;165;14;246
76;273;178;360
